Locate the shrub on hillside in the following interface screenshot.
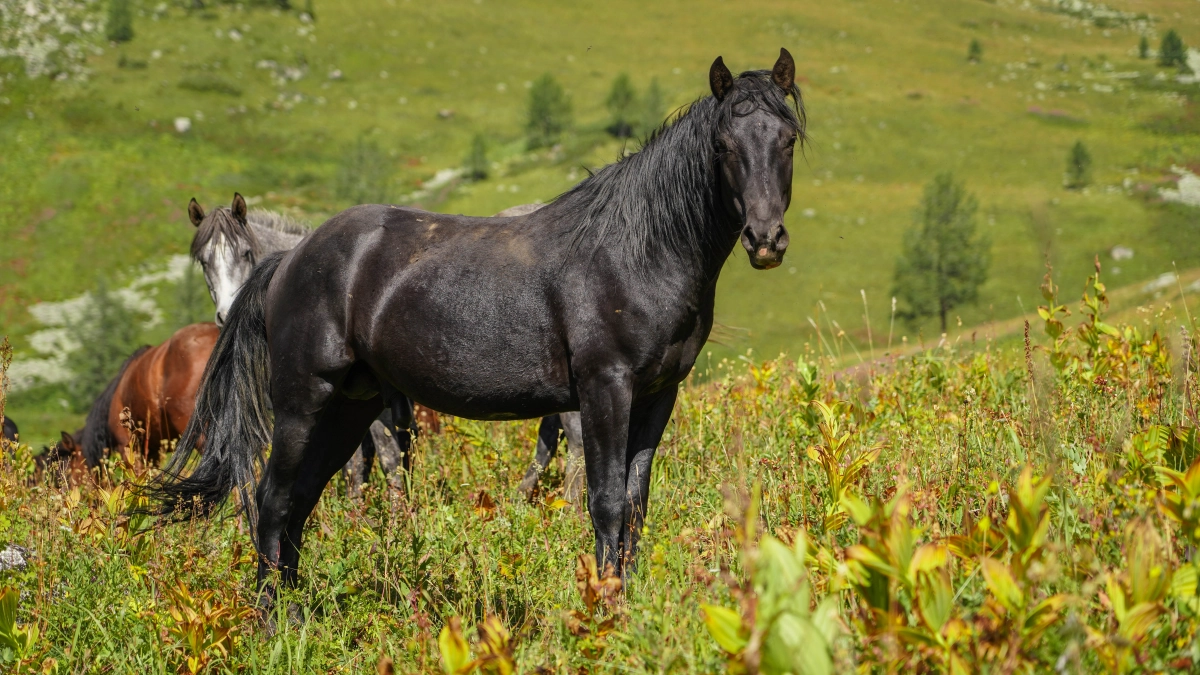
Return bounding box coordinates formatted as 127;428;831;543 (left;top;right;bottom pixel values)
106;0;133;43
335;138;393;206
1160;29;1187;70
526;74;572;150
464;133;488;181
605;73;637;138
891;173;990;333
639;77;665;137
1065;140;1092;189
178;74;242;96
967;38;982;63
1139;35;1150;59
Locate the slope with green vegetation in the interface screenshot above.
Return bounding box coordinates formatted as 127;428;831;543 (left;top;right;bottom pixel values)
3;263;1200;672
1;0;1199;445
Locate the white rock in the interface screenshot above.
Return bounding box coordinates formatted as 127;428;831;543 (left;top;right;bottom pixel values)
173;117;191;133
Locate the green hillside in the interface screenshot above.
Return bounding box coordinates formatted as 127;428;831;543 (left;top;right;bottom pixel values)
2;0;1200;442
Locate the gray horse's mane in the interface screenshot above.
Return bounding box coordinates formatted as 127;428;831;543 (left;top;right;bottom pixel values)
247;209;310;236
191;206;311;261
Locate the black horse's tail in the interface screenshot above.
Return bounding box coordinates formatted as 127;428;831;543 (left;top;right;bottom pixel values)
145;251;285;529
81;345;150;468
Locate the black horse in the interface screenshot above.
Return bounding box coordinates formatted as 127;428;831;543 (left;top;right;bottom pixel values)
1;417;17;447
150;49;804;604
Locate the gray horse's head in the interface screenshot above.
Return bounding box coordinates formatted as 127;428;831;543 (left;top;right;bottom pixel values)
189;193;259;327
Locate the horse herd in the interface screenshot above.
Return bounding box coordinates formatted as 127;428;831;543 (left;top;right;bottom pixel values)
6;50;805;610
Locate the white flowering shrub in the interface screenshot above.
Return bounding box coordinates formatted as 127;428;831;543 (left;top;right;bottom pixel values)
0;0;106;80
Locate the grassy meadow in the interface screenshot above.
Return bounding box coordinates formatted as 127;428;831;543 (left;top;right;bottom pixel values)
5;263;1200;673
3;0;1200;672
2;0;1200;442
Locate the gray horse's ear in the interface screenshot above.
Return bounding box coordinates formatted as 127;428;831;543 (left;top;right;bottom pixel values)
709;56;734;101
188;198;205;227
772;48;795;93
231;193;247;222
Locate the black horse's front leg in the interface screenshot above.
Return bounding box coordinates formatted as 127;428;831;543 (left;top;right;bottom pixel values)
578;372;639;574
621;386;678;568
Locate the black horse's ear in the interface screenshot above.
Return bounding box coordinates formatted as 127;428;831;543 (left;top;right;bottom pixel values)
188;198;205;228
59;431;75;452
709;56;734;101
772;48;795;93
231;193;248;222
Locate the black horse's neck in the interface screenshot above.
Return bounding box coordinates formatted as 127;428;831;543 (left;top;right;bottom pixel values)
550;96;739;280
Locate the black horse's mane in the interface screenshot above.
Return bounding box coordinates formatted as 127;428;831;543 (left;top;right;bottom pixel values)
190;207;309;260
550;69;805;268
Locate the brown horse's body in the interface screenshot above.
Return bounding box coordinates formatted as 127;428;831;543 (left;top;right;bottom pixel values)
83;323;219;467
112;323;219;461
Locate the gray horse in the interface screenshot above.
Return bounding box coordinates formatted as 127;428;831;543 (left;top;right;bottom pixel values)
188;195;583;503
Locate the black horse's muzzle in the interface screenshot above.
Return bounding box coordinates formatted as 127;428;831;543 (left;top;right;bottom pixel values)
741;221;789;270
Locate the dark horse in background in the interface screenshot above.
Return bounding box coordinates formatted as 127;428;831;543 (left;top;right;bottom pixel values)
150;49;804;607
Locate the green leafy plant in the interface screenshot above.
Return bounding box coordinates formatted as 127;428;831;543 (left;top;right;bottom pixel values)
702;490;837;675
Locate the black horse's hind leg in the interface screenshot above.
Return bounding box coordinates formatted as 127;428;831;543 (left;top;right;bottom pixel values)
256;392;382;610
561;411;586;506
517;415;564;501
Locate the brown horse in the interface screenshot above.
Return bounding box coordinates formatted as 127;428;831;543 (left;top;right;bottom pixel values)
81;323;219;468
37;429;91;486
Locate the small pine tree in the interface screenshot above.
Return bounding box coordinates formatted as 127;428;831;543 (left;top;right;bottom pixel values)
66;278;145;412
967;39;983;63
106;0;134;43
304;0;315;20
1065;140;1092;189
639;77;665;137
464;133;488;181
335;138;393;206
605;73;637;138
1160;29;1187;69
892;173;991;333
1138;35;1150;59
526;74;572;150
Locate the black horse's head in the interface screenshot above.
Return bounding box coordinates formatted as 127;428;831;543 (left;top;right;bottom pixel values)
709;49;803;270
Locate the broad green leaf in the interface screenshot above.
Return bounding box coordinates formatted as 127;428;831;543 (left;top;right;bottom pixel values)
762;614;831;675
917;568;953;632
701;604;748;655
438;618;473;675
0;586;18;651
1117;602;1165;643
1171;563;1198;600
839;491;872;526
981;558;1023;613
845;545;897;580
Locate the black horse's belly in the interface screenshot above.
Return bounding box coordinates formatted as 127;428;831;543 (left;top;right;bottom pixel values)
358;222;575;420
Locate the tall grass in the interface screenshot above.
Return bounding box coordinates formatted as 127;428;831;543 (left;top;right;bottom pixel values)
3;265;1200;672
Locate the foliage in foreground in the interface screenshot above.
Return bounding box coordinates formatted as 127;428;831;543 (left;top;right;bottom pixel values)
3;268;1200;673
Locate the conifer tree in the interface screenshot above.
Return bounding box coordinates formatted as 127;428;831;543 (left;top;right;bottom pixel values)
464;133;488;181
605;73;637;138
107;0;134;43
967;39;983;63
526;74;572;149
1065;140;1092;190
892;173;991;333
1160;29;1187;69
